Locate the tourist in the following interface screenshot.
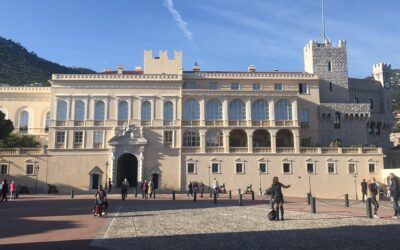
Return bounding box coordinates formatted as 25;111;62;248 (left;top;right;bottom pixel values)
187;181;193;197
94;185;108;216
0;179;8;202
148;181;154;198
389;173;400;218
361;179;367;202
121;178;129;201
367;178;379;218
270;176;291;221
193;181;199;195
140;181;145;198
144;180;149;199
200;181;205;198
213;178;219;197
9;181;16;200
108;178;112;194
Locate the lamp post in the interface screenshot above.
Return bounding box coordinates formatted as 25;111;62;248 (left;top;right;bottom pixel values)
353;173;358;200
35;162;40;194
258;167;262;195
208;164;211;193
105;161;109;189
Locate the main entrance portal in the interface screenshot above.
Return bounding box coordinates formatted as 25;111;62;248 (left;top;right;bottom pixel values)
117;153;138;187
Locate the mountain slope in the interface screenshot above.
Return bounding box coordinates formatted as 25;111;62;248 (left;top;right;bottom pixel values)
0;36;95;86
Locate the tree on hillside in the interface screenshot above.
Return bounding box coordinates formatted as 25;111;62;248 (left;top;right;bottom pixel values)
0;111;13;139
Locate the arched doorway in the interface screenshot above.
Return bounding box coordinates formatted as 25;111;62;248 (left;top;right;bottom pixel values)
152;173;159;189
117;153;138;187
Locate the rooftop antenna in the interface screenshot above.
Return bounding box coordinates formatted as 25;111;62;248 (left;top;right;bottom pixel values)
322;0;330;44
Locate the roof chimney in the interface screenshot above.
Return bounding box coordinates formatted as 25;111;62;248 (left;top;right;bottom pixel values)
103;68;111;73
248;65;256;72
117;65;124;74
193;62;200;72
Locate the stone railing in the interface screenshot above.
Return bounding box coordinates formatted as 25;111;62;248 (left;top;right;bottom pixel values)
0;148;45;155
182;147;201;153
183;72;318;80
253;147;271;153
52;74;182;81
206;147;224;153
230;147;248;153
276;147;295;153
275;121;294;127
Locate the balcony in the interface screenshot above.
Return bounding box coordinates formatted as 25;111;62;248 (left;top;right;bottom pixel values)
0;148;45;155
229;147;248;153
253;147;271;153
163;120;174;126
73;143;83;149
205;120;223;126
93;143;103;149
300;147;319;154
55;144;65;149
182;120;200;126
94;121;105;126
342;148;359;154
321;147;339;154
56;121;66;126
228;121;247;127
276;147;294;153
206;147;224;153
74;121;84;126
275;121;294;127
182;147;201;153
252;120;270;127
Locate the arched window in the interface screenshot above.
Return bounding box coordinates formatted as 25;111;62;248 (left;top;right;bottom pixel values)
56;100;68;121
19;111;29;132
334;112;341;129
252;99;269;120
45;112;50;132
163;101;173;121
206;129;223;147
141;101;151;121
183;99;199;121
206;99;222;120
183;130;200;147
118;101;128;121
74;101;85;121
229;99;246;120
94;101;105;121
275;99;292;121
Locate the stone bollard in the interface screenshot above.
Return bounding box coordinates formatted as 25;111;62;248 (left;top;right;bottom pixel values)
229;190;232;200
238;194;243;206
251;191;255;201
311;197;316;213
172;191;176;201
194;192;197;202
71;190;74;199
213;192;217;204
135;188;138;198
366;198;373;218
307;193;312;205
344;194;349;207
153;189;156;199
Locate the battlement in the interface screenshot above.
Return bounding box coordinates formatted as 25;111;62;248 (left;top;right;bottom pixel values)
143;50;182;75
373;63;391;72
304;40;346;52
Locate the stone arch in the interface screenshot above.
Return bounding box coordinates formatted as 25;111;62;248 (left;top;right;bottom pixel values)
276;129;294;147
229;129;247;147
253;129;271;147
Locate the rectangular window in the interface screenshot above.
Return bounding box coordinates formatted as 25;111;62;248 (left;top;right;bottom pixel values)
368;163;376;173
327;163;336;174
259;162;268;173
183;82;196;89
74;131;83;144
211;162;220;173
0;164;8;175
283;162;292;174
348;163;356;174
26;164;34;175
300;109;309;128
209;82;218;90
274;83;283;91
93;131;103;148
187;162;195;174
56;131;65;144
235;162;244;173
252;83;261;90
298;83;308;94
306;163;315;173
164;130;173;147
231;82;240;90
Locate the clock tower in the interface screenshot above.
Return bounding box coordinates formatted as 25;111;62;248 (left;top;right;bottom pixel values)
373;63;392;113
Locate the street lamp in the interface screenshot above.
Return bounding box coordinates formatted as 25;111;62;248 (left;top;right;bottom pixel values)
353;173;358;200
35;162;40;194
208;164;211;193
105;161;109;189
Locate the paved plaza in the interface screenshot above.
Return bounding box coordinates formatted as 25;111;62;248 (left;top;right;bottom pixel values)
1;194;400;249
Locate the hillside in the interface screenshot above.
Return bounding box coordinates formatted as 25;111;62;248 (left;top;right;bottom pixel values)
0;36;95;86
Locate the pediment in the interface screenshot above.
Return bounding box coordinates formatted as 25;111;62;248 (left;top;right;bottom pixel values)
89;166;103;175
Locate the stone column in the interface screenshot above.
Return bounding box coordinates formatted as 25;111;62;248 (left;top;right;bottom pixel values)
269;99;275;126
138;146;145;182
293;129;300;153
199;99;205;126
246;98;252;126
247;130;254;153
222;98;229;126
200;129;206;153
292;99;298;125
110;148;116;186
270;129;277;153
223;130;230;153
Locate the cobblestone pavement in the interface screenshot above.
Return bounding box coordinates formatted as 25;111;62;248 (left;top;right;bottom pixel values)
91;199;400;250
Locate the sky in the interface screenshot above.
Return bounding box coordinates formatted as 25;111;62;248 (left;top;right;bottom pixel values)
0;0;398;78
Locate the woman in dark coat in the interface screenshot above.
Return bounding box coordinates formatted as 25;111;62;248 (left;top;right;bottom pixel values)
271;176;291;221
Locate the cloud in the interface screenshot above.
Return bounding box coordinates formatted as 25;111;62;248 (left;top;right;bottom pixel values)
163;0;193;41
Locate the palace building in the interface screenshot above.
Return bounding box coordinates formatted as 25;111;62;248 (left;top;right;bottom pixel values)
0;39;394;198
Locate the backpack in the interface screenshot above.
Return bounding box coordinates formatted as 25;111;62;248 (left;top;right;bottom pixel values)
268;210;276;221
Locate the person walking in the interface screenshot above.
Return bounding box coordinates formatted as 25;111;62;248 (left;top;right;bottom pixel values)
367;178;380;218
94;185;108;216
144;180;149;199
270;176;291;221
389;173;400;218
121;178;129;201
108;178;113;194
140;181;145;199
187;181;193;197
200;181;205;198
148;181;154;198
0;179;8;202
213;178;219;197
361;179;367;202
9;181;16;200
